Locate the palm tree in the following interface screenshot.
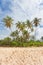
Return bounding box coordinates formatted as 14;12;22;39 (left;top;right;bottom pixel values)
23;30;30;42
26;19;34;33
33;18;41;27
33;18;41;40
3;16;13;31
16;21;21;31
16;21;25;32
26;20;32;29
19;36;23;42
21;22;25;31
10;30;19;41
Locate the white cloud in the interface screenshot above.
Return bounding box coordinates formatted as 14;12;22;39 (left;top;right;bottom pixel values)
11;0;43;20
11;0;43;39
0;0;43;39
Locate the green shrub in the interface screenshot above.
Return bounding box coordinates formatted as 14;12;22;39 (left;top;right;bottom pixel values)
10;41;18;47
0;39;43;47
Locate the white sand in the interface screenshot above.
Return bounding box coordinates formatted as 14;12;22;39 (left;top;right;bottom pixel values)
0;47;43;65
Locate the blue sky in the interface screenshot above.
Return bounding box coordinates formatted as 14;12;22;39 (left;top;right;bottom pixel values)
0;0;43;39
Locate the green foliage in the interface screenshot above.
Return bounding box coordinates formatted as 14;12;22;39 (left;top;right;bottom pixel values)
10;41;18;47
0;39;43;47
3;16;13;29
33;18;41;27
1;16;43;47
28;40;43;47
0;37;11;46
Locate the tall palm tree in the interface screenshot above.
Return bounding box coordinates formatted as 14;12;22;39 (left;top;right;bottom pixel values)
16;21;21;30
26;19;34;33
33;18;41;40
3;16;13;31
16;21;25;32
26;20;32;29
21;22;25;30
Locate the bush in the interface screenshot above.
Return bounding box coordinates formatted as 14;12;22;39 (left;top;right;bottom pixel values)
0;39;43;47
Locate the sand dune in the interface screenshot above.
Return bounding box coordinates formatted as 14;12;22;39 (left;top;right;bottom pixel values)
0;47;43;65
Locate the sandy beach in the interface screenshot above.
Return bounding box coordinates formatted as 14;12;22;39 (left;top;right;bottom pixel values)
0;47;43;65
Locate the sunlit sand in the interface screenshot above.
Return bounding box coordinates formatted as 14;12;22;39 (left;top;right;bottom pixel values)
0;47;43;65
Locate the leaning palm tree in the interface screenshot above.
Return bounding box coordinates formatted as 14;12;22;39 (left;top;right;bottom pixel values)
3;16;13;31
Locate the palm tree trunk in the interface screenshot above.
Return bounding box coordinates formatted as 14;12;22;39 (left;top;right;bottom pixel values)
10;28;12;33
34;27;37;40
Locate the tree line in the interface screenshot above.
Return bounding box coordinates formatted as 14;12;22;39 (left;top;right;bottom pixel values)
0;16;43;47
